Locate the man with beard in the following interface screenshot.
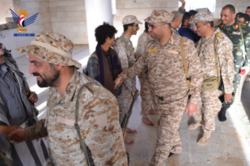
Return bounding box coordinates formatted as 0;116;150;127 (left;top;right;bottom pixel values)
114;10;203;165
0;47;50;165
9;31;128;166
218;4;250;121
114;15;142;144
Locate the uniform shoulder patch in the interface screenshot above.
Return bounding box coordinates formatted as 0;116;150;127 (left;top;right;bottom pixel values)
235;24;239;30
220;24;224;29
241;22;246;26
148;48;157;53
217;33;222;38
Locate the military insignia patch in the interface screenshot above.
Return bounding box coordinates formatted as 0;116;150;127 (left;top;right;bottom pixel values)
241;23;246;26
235;24;239;30
221;24;224;28
232;31;240;35
168;50;179;54
217;33;222;38
148;48;157;52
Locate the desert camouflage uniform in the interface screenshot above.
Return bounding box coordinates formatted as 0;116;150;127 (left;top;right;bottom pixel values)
114;34;136;122
194;28;234;133
136;32;154;116
25;70;128;166
119;10;203;165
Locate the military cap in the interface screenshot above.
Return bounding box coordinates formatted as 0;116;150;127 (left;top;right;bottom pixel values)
190;12;214;24
145;10;174;24
122;15;142;25
16;31;81;69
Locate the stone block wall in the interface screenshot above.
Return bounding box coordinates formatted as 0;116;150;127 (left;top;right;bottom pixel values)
0;1;14;25
49;0;88;44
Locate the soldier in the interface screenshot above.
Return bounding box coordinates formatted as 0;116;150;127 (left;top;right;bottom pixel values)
189;13;234;145
114;15;142;144
114;10;203;166
136;21;155;126
218;4;250;121
9;31;128;166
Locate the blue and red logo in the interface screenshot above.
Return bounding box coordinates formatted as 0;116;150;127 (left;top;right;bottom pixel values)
10;8;39;37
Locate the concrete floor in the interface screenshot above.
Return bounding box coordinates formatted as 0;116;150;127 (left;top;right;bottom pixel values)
15;46;250;166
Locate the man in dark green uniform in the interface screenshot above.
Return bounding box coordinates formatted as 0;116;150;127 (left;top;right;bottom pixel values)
218;4;250;121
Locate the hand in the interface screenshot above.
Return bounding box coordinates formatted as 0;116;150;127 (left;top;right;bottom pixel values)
0;125;20;136
240;68;246;75
8;128;27;143
134;53;139;59
179;0;186;4
28;91;38;103
224;93;233;104
114;77;124;90
185;103;197;116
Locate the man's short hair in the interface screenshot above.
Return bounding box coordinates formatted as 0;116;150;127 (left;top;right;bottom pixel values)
189;10;198;16
201;21;214;28
246;6;250;10
95;22;117;45
123;23;134;32
222;4;235;14
172;12;183;22
182;12;192;25
239;13;250;23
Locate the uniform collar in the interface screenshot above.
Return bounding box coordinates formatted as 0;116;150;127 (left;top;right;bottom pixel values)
156;31;177;47
121;33;130;42
55;69;80;105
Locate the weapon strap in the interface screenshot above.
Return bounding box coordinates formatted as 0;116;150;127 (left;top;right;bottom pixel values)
213;33;221;88
180;37;190;90
75;82;98;166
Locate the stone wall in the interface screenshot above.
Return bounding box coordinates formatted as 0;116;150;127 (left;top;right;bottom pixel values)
49;0;88;44
0;1;14;25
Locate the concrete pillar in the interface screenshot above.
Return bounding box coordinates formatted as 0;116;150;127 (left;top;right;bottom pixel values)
85;0;113;54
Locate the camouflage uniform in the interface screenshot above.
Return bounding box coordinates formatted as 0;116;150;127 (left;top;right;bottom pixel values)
114;15;142;123
219;21;250;107
16;31;128;166
191;13;234;141
118;10;203;166
136;32;154;116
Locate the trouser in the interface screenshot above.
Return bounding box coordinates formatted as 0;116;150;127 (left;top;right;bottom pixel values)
193;90;223;132
139;72;153;116
118;87;133;123
221;72;241;107
150;96;188;166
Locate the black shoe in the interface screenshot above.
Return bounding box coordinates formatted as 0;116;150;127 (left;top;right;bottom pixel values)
218;106;229;122
168;152;174;158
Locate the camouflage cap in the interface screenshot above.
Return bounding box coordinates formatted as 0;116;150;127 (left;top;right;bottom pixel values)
16;31;81;69
189;12;214;24
145;10;174;24
122;15;142;25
